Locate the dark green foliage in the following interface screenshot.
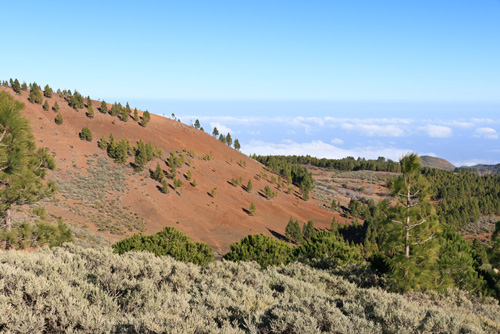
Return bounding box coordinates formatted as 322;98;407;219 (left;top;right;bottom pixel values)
21;81;28;91
226;132;232;146
160;179;170;194
186;170;192;181
134;139;147;171
285;217;304;244
234;139;241;151
68;91;84;109
218;134;225;144
153;162;165;181
194;119;200;129
12;79;21;94
112;226;214;265
86;96;92;108
0;218;73;249
173;178;183;190
52;100;59;112
28;84;43;104
296;231;363;265
120;108;129;122
100;100;107;113
0;92;57;245
424;168;500;229
212;127;219;137
133;108;138;121
79;127;92;142
42;100;49;111
223;234;295;268
302;220;317;240
54;112;63;125
436;228;486;293
110;102;120;117
87;105;95;119
43;84;52;98
255;154;401;173
141;110;150;127
384;153;441;292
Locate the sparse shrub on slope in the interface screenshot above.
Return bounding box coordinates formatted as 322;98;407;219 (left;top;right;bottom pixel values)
112;226;214;265
79;127;92;141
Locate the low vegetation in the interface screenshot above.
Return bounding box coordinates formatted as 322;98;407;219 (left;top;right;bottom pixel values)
1;244;499;333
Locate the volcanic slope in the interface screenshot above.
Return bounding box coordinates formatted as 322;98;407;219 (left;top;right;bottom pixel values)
1;86;344;253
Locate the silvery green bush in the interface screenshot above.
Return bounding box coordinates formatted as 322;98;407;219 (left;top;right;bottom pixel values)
1;244;499;333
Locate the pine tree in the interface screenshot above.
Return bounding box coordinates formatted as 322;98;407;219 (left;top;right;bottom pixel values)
100;100;107;114
153;162;165;181
160;179;170;194
0;92;56;247
134;139;147;171
246;180;252;192
219;134;226;144
21;82;28;91
86;96;92;108
249;202;257;216
141;110;151;127
121;108;129;122
285;217;304;244
42;101;49;111
226;133;232;147
212;127;219;137
87;105;95;119
302;220;317;240
384;153;441;291
192;179;197;187
234;139;241;151
194;119;200;129
133;108;138;121
186;170;192;181
28;86;43;104
98;135;108;150
52;101;59;112
79;127;92;141
12;79;21;94
43;84;52;98
54;113;63;125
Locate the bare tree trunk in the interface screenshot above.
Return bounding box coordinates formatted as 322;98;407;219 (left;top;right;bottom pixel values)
4;209;12;250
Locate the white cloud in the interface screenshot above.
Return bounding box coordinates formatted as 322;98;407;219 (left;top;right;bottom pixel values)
243;139;413;161
341;123;405;137
331;138;344;145
419;125;452;138
209;122;232;135
474;127;498;139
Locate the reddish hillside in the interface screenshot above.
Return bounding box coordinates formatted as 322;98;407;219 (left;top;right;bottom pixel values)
2;86;347;253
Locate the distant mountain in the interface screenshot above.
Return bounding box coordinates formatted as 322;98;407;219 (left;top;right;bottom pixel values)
421;155;500;175
463;163;500;176
420;155;456;172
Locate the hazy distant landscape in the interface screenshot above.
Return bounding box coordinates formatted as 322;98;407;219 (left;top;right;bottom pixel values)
1;1;500;333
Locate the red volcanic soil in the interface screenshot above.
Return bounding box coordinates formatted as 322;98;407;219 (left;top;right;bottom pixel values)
2;87;346;253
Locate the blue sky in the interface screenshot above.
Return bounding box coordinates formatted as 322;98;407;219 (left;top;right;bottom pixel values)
2;1;499;165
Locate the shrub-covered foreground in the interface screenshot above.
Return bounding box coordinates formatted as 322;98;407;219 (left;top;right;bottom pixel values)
1;245;500;333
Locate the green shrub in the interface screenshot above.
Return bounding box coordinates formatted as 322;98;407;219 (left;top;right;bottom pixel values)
112;226;214;265
296;231;363;265
224;234;295;268
54;112;63;125
79;127;92;141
